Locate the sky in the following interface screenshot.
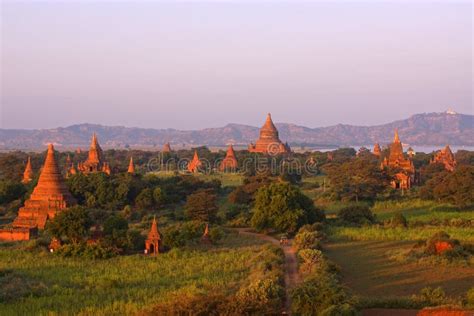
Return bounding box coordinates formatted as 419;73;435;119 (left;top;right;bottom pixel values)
0;1;472;130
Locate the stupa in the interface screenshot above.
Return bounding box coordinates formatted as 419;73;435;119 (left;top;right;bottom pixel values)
145;217;161;255
248;113;291;154
373;143;381;157
77;133;111;175
127;157;135;174
188;150;202;173
162;143;172;153
431;145;456;171
201;223;211;244
220;145;238;171
381;129;415;189
22;157;34;184
13;144;76;231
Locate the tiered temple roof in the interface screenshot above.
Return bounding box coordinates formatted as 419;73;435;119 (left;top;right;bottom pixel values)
77;133;111;175
13;144;76;229
188;150;202;173
220;145;238;171
22;157;34;184
381;129;415;189
373;143;381;157
431;145;456;171
145;217;161;255
248;113;291;154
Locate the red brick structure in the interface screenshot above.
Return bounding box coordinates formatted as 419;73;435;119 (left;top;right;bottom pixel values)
188;150;202;173
22;157;34;184
0;144;76;241
201;223;211;244
48;238;62;252
0;227;37;241
127;157;135;174
248;113;291;154
220;145;238;172
381;129;415;190
373;143;381;157
431;145;456;172
145;217;161;255
77;133;111;175
162;142;172;153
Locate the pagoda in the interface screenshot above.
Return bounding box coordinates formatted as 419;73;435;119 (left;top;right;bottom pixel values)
162;143;172;153
431;145;456;171
145;217;161;255
77;133;111;175
248;113;291;154
201;223;211;244
188;150;202;173
127;157;135;174
220;145;238;171
13;144;76;230
373;143;381;157
381;129;415;189
22;157;34;184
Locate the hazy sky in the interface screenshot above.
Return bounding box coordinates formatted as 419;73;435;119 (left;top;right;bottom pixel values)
1;1;472;130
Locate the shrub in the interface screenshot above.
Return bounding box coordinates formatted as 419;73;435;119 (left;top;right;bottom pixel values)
319;304;357;316
294;231;321;251
209;227;225;244
412;287;448;306
387;213;408;228
467;288;474;308
338;205;375;225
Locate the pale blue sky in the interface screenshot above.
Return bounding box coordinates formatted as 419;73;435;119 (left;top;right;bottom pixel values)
1;1;472;130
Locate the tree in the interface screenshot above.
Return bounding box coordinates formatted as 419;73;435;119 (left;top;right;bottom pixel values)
46;206;92;244
135;188;154;209
326;157;389;202
185;189;218;222
0;180;26;205
420;165;474;207
251;183;324;234
337;205;375;225
153;187;167;207
103;215;129;249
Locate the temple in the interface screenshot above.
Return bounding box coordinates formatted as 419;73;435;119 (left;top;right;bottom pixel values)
145;217;161;255
381;129;415;190
373;143;381;157
77;133;111;175
22;157;34;184
188;150;202;173
162;143;172;153
248;113;291;154
201;223;211;244
431;145;456;171
0;144;76;241
127;157;135;174
220;145;238;171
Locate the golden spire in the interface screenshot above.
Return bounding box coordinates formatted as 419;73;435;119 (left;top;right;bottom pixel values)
127;157;135;174
394;129;400;143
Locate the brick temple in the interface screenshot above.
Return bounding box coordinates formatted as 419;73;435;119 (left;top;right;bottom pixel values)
431;145;457;171
0;144;76;241
188;150;202;173
248;113;291;154
381;129;415;189
77;133;111;175
22;157;34;184
220;145;238;171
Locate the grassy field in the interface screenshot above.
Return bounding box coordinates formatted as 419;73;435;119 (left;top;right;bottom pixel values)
0;233;271;315
328;226;474;242
324;240;474;299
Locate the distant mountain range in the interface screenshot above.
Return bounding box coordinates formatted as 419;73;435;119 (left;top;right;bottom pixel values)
0;111;472;150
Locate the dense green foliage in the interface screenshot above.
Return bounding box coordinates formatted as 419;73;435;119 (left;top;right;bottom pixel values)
185;189;218;222
251;183;324;234
337;205;376;225
46;206;92;244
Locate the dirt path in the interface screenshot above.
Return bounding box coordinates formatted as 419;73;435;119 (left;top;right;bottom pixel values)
236;228;300;315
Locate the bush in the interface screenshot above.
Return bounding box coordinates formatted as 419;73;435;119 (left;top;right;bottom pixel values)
467;288;474;308
387;213;408;228
338;205;375;225
294;231;321;251
209;227;225;244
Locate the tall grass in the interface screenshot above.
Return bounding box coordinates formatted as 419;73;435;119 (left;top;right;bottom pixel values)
328;226;474;242
0;234;271;315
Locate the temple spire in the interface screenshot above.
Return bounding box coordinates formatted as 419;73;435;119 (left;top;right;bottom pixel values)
22;157;34;184
127;157;135;174
394;129;400;143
